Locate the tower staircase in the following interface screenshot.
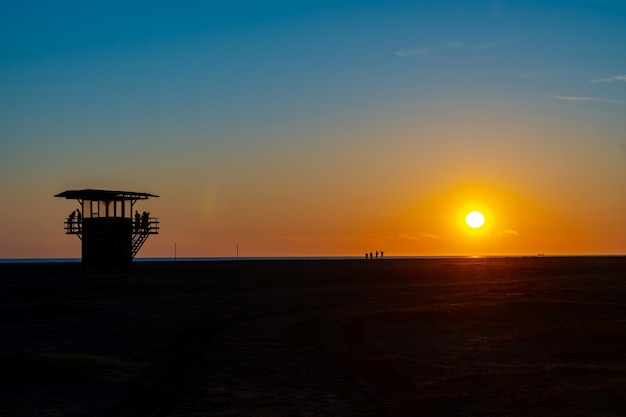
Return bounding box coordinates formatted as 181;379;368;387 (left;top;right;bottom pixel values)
132;217;159;259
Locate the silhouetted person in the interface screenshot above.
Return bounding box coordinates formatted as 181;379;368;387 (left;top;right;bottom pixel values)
376;251;379;258
365;253;369;260
141;211;149;231
75;209;81;229
134;210;141;233
380;251;384;258
68;210;75;232
369;251;373;259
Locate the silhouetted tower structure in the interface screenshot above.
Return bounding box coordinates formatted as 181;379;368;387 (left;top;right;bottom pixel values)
55;189;159;269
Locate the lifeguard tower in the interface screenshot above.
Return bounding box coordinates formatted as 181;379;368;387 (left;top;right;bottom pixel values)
55;189;159;269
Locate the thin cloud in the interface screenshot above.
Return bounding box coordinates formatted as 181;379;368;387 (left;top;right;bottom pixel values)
277;234;388;246
550;95;624;104
486;229;520;238
395;47;430;57
445;41;464;49
590;74;626;84
445;40;503;51
474;41;505;51
277;235;363;244
399;233;439;241
520;70;550;80
396;41;502;57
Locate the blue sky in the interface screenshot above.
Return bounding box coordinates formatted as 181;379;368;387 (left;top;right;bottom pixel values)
3;1;625;131
1;1;625;257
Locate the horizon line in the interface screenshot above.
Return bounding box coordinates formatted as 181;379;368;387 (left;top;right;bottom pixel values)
1;254;625;263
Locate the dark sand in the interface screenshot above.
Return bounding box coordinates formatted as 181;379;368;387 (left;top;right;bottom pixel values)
1;257;626;416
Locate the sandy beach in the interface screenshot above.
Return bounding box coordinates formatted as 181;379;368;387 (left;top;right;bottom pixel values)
1;257;626;416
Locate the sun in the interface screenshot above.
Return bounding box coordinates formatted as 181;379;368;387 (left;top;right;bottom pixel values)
465;211;485;229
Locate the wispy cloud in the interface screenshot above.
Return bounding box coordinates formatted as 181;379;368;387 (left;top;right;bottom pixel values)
278;235;367;244
473;41;505;51
395;40;503;57
550;95;624;104
520;70;550;80
445;40;504;51
485;229;519;238
590;74;626;84
444;41;464;49
395;47;430;57
399;233;439;241
277;234;389;246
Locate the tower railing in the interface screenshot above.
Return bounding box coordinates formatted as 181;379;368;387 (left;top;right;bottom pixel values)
64;220;83;239
63;216;159;256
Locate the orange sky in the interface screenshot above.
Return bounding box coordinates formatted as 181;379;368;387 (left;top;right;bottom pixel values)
1;3;625;258
3;97;620;259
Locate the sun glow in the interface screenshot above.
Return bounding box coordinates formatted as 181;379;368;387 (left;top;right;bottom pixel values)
466;211;485;229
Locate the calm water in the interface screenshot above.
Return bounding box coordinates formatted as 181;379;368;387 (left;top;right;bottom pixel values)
0;256;477;264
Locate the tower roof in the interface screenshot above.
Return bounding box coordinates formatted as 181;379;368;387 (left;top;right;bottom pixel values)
55;189;159;201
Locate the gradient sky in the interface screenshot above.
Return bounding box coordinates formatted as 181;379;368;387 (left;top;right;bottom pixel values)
1;0;625;258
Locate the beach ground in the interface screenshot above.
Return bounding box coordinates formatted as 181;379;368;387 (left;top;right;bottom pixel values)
1;257;626;416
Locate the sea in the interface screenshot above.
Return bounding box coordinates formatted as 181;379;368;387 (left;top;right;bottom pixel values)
0;256;450;263
1;255;613;264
